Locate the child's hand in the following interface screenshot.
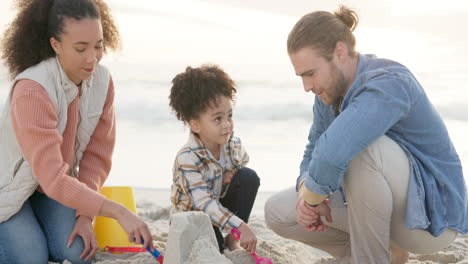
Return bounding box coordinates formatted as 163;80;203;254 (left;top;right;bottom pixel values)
237;223;257;253
223;170;235;184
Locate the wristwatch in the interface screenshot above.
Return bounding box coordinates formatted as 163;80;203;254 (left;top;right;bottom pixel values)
304;200;319;207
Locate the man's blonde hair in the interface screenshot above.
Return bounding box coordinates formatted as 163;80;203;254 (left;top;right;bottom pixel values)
287;5;359;60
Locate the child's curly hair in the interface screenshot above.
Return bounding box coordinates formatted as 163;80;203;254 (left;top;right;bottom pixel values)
1;0;120;79
169;64;237;123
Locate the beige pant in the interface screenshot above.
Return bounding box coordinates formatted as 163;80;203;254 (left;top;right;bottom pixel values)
265;136;457;264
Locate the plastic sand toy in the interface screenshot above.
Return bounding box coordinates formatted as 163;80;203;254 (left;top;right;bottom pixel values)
230;228;272;264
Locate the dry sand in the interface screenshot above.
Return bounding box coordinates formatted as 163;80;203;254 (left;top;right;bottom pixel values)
51;189;468;263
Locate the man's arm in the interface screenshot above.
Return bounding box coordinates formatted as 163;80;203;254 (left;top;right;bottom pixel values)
303;74;412;200
297;97;331;191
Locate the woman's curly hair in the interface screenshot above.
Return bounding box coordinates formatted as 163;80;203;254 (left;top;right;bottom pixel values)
1;0;120;79
169;64;237;123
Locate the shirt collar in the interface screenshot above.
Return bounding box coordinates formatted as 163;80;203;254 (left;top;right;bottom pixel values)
186;132;232;162
340;53;376;111
187;132;212;160
354;53;372;79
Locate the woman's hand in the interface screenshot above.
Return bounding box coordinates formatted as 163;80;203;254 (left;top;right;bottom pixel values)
237;222;257;253
116;209;154;250
99;199;155;251
67;215;98;261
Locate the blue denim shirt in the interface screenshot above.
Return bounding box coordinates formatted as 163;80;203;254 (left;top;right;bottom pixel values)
297;54;467;236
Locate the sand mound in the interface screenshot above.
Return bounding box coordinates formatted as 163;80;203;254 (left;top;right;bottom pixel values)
47;198;468;264
164;211;232;264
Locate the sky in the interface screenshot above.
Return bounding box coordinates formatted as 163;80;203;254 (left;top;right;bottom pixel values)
1;0;467;80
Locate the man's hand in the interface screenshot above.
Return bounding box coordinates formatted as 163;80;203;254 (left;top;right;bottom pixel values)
296;196;320;230
67;216;98;261
296;197;332;232
223;170;235;185
307;199;332;231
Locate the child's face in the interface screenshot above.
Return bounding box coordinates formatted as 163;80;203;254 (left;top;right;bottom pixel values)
189;96;234;151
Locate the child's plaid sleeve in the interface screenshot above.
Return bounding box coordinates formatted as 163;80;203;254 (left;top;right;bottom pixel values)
176;153;243;232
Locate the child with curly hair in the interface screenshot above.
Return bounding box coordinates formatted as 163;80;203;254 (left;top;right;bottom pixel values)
169;65;260;254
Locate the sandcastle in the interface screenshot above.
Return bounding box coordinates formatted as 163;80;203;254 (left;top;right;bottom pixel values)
164;211;233;264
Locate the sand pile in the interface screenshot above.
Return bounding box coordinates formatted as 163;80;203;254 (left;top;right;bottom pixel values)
49;198;468;264
164;211;232;264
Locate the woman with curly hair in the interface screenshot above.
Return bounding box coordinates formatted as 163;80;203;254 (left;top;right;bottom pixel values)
0;0;154;263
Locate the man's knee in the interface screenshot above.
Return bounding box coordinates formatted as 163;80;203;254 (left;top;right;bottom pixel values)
265;196;286;238
264;193;279;229
346;136;406;177
264;188;296;232
343;135;408;214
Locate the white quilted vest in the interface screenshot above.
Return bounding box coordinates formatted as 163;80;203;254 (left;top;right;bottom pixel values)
0;57;110;223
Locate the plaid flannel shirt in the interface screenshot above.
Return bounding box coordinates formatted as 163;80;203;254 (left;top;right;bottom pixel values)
170;132;249;232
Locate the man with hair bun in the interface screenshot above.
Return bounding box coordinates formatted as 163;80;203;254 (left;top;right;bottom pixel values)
265;5;466;264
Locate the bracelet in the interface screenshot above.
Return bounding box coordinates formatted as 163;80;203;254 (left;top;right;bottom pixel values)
304;200;319;207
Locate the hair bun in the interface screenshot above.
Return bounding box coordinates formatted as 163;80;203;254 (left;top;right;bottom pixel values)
334;5;359;32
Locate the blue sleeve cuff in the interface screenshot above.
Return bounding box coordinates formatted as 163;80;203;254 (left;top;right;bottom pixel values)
304;172;334;196
296;172;307;192
304;152;347;195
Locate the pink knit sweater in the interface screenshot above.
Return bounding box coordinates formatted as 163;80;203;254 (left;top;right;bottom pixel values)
10;78;116;218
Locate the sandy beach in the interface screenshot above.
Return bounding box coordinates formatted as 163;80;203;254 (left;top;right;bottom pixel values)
49;188;468;264
1;0;466;263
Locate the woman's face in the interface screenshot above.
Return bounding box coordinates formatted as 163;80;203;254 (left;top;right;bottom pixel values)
50;18;103;85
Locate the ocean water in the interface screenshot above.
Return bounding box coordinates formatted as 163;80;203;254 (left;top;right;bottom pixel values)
0;0;467;191
101;72;468;191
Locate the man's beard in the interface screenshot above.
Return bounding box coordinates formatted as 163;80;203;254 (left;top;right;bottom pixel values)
329;63;348;108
